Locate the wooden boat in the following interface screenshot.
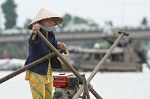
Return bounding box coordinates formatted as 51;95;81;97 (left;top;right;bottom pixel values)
62;47;143;72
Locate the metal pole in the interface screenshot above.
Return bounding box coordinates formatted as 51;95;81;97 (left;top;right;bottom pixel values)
0;49;63;84
73;31;129;99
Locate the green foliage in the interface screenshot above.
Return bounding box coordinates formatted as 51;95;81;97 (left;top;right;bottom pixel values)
141;17;148;26
61;13;99;28
99;41;111;49
1;0;17;29
113;27;120;35
61;13;72;28
74;16;88;24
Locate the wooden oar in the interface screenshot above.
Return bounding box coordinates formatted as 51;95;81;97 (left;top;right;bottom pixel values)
73;31;129;99
0;49;63;84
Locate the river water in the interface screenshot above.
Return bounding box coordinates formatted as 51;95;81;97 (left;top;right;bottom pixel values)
0;64;150;99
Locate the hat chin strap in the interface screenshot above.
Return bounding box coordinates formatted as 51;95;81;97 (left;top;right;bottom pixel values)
40;25;56;32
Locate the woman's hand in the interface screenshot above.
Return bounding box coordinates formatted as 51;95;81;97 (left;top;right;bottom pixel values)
31;23;40;40
58;42;67;51
32;23;40;35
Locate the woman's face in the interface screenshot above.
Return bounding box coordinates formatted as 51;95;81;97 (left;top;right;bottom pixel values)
39;18;55;26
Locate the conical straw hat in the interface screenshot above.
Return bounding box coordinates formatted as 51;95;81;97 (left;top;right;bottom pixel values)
28;8;63;30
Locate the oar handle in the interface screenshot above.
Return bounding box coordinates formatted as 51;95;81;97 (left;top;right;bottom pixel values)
118;31;129;36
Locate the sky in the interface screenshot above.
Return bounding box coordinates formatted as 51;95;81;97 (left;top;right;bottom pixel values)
0;0;150;29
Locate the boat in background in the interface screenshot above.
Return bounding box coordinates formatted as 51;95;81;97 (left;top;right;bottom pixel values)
66;46;143;72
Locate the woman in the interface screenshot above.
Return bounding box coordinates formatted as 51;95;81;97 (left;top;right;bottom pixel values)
24;8;67;99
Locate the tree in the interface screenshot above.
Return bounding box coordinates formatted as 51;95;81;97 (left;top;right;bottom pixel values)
62;13;72;28
1;0;17;29
61;13;99;29
74;16;88;24
141;17;148;27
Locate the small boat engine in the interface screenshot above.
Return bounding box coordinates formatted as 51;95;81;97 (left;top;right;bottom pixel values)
53;73;85;99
